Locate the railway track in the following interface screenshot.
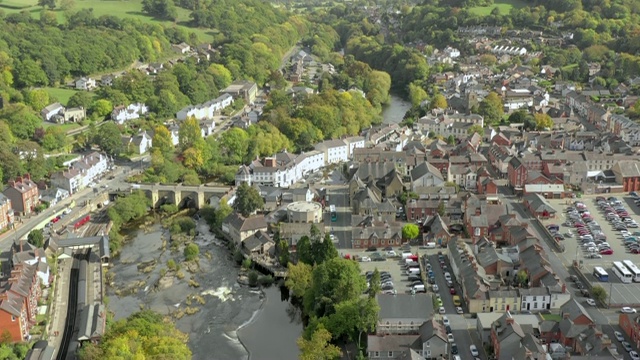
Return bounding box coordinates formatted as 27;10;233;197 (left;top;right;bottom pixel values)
56;260;79;360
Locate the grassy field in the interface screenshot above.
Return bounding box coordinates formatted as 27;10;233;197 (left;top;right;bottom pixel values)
469;0;528;16
43;87;81;106
42;121;82;132
0;0;215;42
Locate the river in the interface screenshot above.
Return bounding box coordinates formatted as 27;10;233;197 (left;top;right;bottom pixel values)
106;220;301;360
382;94;412;125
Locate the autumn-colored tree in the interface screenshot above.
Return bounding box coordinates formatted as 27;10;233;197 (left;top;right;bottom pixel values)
534;113;553;130
431;93;448;109
152;125;174;154
297;325;342;360
182;147;204;169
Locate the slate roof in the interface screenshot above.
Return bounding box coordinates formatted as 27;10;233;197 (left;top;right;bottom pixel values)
376;294;433;321
614;160;640;178
561;298;593;324
77;303;106;341
223;213;268;232
411;162;444;182
56;235;110;259
523;193;557;214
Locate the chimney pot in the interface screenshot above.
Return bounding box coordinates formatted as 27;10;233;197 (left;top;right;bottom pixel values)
506;317;515;325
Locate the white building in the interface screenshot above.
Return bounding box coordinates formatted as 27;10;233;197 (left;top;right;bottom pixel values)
443;46;461;58
236;149;328;188
448;165;477;189
75;77;96;90
71;152;109;188
344;136;365;158
314;140;348;164
519;288;551;311
41;103;65;122
112;103;148;124
176;94;233;121
50;169;82;195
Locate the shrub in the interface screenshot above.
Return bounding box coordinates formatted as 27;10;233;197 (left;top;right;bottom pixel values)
248;270;259;287
184;243;200;261
233;249;244;264
242;258;252;270
160;204;179;214
258;275;274;287
167;259;178;271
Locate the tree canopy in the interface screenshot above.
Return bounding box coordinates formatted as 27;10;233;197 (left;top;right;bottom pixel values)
78;310;191;360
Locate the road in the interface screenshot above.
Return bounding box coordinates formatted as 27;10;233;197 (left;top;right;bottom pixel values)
0;160;142;254
324;187;352;248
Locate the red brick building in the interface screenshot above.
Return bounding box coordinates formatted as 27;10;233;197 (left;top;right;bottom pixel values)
0;263;40;342
2;174;39;216
620;313;640;350
612;160;640;192
508;157;527;189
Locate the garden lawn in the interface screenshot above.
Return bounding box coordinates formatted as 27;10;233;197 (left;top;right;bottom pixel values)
469;0;528;16
541;313;562;322
44;87;81;106
42;121;82;133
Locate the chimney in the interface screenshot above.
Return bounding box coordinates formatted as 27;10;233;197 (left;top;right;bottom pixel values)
15;176;22;184
561;282;567;293
588;323;596;329
8;180;15;187
563;312;570;319
475;207;481;215
506;316;515;325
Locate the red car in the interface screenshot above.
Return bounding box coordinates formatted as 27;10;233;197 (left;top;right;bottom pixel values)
631;249;640;254
600;249;614;255
450;288;456;294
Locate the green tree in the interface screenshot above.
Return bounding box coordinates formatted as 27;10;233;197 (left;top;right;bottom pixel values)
93;122;123;156
184;243;200;261
431;93;448;109
296;235;313;265
534;113;553;130
508;110;528;124
591;285;607;304
27;229;44;248
151;126;174;154
178;116;203;150
477;92;504;124
398;191;418;205
368;268;381;298
208;63;233;90
446;135;456;145
310;233;339;265
326;297;379;348
41;127;67;151
38;0;56;9
297;325;342;360
285;262;313;299
234;182;264;217
277;239;290;267
468;124;485;136
66;91;93;109
89;99;113;118
25;89;50;112
303;257;367;318
219;127;249;164
408;82;428;107
78;310;191;360
402;223;420;240
14;59;48;88
182;147;204;169
515;269;528;287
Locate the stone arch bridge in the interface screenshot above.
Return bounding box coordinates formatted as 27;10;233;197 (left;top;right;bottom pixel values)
110;183;232;209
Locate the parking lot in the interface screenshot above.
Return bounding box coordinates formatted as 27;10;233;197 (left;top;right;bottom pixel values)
358;248;485;360
542;196;640;306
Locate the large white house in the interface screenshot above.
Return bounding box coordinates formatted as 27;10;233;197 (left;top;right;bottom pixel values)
315;140;348;164
71;152;109;188
112;103;148;124
176;94;233;120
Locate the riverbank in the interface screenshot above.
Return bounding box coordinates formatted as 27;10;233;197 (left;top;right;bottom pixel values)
382;94;411;124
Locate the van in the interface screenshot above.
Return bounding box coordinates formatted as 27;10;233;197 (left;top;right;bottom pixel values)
407;268;420;275
412;284;425;292
401;251;413;260
425;242;436;249
452;295;461;306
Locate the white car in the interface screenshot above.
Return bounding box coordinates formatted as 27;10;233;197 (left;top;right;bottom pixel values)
386;250;397;257
360;256;371;262
456;306;463;314
442;316;450;326
586;299;596;306
615;331;625;342
439;307;446;314
621;307;637;314
447;333;455;343
631;351;640;360
470;345;479;357
586;247;597;253
433;284;439;292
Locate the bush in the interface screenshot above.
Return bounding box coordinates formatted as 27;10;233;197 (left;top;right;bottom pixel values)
160;204;179;214
242;258;252;270
258;275;274;287
167;259;178;271
170;216;196;234
248;270;259;287
233;249;244;264
184;243;200;261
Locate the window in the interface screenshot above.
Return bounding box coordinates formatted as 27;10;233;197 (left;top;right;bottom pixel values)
388;351;393;357
374;351;379;357
11;316;15;321
426;341;430;347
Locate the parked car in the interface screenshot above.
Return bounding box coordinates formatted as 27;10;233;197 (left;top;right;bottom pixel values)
621;307;637;314
586;299;596;306
456;307;463;314
615;331;625;342
470;345;479;357
622;341;633;352
439;306;446;314
360;256;371;262
600;248;614;255
447;334;454;343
